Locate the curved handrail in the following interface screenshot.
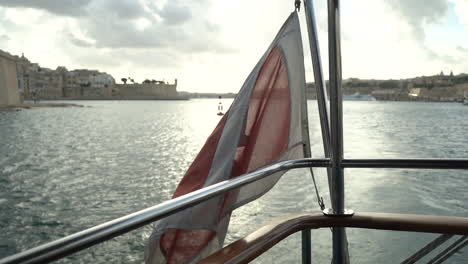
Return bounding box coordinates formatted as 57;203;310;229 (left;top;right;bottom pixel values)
2;156;467;264
198;212;468;264
0;158;329;264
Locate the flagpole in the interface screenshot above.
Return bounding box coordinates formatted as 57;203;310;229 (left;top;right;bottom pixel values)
303;0;332;161
303;0;350;263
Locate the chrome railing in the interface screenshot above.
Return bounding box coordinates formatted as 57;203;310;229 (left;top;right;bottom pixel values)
0;158;329;264
1;157;467;264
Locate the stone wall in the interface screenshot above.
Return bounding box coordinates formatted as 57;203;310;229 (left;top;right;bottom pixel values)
307;81;468;102
65;85;111;98
0;50;20;105
414;85;466;101
113;83;178;98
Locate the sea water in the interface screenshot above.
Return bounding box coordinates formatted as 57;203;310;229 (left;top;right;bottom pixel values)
0;100;467;263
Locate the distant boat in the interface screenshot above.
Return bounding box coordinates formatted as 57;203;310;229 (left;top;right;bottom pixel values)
343;92;376;101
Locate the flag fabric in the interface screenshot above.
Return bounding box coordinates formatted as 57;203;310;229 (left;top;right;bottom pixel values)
145;11;311;264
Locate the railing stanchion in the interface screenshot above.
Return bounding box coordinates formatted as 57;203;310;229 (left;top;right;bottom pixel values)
327;0;350;263
301;229;312;264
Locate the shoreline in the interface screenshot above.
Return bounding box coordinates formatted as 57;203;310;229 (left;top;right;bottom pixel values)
0;102;85;111
28;96;190;101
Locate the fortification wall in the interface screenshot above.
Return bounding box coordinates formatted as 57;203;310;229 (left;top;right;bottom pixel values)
410;85;467;101
113;83;178;98
0;50;20;105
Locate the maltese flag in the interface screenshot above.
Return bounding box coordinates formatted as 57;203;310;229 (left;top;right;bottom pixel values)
146;11;311;264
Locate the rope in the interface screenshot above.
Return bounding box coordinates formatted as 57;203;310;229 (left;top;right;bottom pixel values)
309;166;325;210
303;142;325;210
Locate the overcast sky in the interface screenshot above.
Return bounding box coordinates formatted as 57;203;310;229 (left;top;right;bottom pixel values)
1;0;468;93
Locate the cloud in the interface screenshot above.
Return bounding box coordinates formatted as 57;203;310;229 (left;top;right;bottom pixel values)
67;33;93;48
1;0;467;92
85;0;146;19
457;45;468;52
0;0;238;92
0;0;91;17
0;34;9;50
425;48;459;64
385;0;449;41
0;0;226;52
451;0;468;28
383;0;457;66
159;2;192;25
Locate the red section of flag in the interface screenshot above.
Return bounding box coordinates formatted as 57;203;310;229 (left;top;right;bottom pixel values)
232;46;290;177
172;115;228;198
159;46;290;263
160;116;227;263
161;229;215;264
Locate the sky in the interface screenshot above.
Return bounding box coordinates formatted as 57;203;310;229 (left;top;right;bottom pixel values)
1;0;468;93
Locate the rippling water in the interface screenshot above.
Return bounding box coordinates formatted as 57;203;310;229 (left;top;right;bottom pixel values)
0;100;467;263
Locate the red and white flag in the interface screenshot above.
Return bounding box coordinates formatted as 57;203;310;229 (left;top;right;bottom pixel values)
146;12;311;264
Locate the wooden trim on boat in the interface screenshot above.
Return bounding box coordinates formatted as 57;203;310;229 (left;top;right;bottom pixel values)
198;212;468;264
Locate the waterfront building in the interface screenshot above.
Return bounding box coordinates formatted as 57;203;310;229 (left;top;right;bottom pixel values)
16;53;60;99
41;68;65;98
64;70;114;98
16;54;39;97
15;53;115;99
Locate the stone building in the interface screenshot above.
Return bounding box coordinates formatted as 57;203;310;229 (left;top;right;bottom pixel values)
15;53;115;99
0;49;20;105
16;53;31;94
4;50;180;101
16;53;45;98
41;68;65;98
16;54;62;99
64;69;114;98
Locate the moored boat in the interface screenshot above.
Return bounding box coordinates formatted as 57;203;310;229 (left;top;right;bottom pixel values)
343;92;376;101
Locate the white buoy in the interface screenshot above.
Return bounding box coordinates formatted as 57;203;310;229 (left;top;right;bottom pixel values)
217;96;224;115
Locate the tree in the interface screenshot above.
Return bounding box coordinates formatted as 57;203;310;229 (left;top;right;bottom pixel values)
143;79;151;84
121;78;127;84
379;80;399;89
